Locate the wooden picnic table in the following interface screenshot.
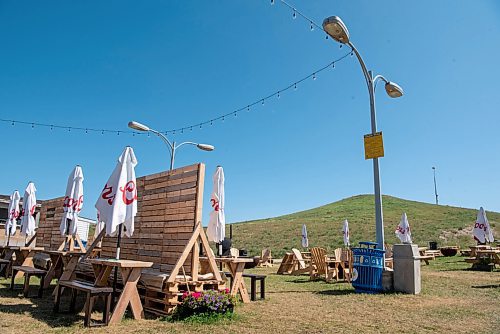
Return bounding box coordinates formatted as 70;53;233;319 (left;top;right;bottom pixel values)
88;258;153;324
39;249;83;290
10;246;45;278
200;256;254;303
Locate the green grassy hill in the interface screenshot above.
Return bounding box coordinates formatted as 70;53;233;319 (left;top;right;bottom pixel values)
229;195;499;257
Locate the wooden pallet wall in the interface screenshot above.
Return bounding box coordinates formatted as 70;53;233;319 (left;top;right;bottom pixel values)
37;197;66;250
100;163;205;274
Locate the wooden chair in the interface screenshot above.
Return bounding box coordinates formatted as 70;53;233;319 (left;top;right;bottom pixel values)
257;248;273;267
290;248;311;275
276;253;295;274
339;249;353;283
309;247;336;282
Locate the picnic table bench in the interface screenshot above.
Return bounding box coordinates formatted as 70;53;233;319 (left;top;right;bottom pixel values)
10;265;46;297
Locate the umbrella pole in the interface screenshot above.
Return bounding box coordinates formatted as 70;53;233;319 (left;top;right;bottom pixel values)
7;232;10;247
112;224;123;306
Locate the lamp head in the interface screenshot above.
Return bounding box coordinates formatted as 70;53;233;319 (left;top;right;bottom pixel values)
197;144;215;151
128;121;150;132
385;82;404;98
322;16;350;44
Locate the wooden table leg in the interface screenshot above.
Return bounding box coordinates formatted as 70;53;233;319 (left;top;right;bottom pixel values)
109;267;143;324
45;255;62;289
229;262;250;303
53;256;80;296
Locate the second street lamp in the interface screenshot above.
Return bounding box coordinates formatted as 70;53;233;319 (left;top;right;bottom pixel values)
128;121;215;170
323;16;404;252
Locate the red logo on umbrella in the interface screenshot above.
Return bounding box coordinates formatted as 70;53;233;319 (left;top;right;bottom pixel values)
120;181;137;205
101;184;115;205
211;198;219;211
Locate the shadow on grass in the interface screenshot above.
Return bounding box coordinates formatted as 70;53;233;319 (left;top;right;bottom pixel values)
314;289;357;296
471;284;500;289
0;281;108;328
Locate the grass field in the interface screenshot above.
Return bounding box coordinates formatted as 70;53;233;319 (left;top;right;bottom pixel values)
229;195;499;257
0;256;499;333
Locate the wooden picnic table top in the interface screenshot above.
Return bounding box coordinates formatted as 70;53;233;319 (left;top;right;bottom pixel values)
40;249;83;256
475;249;500;255
88;258;153;268
200;256;255;263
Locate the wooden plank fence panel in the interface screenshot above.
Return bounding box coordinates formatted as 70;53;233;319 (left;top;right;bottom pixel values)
100;163;205;275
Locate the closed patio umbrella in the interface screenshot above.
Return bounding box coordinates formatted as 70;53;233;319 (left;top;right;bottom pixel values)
60;165;84;236
95;146;138;259
207;166;225;249
20;182;37;239
473;207;494;244
395;212;412;243
5;190;21;246
301;224;309;248
342;219;350;247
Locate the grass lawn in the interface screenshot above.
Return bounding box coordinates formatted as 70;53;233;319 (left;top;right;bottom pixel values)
0;256;499;334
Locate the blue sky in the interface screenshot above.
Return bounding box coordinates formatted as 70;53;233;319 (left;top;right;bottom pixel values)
0;0;499;225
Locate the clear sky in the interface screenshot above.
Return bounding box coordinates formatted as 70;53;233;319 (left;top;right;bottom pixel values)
0;0;499;225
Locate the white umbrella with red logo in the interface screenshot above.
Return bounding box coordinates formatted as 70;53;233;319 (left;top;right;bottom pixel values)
395;212;412;243
60;165;84;236
473;207;494;244
207;166;225;255
5;190;21;245
20;182;37;239
95;146;138;259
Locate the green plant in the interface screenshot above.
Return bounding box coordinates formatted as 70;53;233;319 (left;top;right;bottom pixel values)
170;289;235;321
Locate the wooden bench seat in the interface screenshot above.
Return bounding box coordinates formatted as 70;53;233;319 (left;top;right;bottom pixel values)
10;265;47;298
225;272;266;301
54;280;113;327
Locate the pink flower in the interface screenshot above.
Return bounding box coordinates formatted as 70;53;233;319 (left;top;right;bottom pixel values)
225;288;230;294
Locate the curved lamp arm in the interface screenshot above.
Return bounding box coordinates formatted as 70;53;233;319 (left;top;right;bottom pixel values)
149;129;174;159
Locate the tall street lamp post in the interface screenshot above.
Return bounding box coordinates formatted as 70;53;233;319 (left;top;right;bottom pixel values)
323;16;404;251
128;121;215;170
432;166;439;205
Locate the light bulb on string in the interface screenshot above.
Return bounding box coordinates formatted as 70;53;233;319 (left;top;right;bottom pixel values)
270;0;274;4
31;123;34;129
85;128;88;134
199;124;202;129
325;35;329;40
68;128;71;132
247;105;250;112
101;130;104;135
292;10;296;19
351;51;354;57
50;125;53;131
310;22;314;31
117;131;120;136
261;99;265;106
11;121;14;126
181;129;184;134
222;116;225;122
332;62;335;69
234;112;237;117
294;83;297;90
210;120;213;126
339;44;343;49
313;73;316;80
277;91;280;99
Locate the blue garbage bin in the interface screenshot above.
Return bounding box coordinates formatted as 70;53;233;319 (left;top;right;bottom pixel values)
351;241;385;293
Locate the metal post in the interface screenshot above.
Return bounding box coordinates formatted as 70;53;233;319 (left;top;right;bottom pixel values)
432;167;439;205
170;141;176;170
368;70;385;252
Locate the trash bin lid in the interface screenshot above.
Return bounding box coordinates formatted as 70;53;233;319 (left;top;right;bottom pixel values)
359;241;379;248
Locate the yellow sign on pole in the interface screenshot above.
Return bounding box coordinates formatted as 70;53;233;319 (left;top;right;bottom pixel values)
364;132;384;159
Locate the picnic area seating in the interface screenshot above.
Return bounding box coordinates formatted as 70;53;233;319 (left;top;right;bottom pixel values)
10;265;46;298
257;248;273;267
72;164;226;318
309;247;336;282
224;271;266;301
332;248;353;282
276;248;310;275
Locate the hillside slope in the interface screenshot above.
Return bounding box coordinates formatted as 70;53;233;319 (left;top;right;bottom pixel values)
229;195;499;257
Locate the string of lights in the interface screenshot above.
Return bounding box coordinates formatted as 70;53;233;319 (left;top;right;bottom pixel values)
1;1;351;137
